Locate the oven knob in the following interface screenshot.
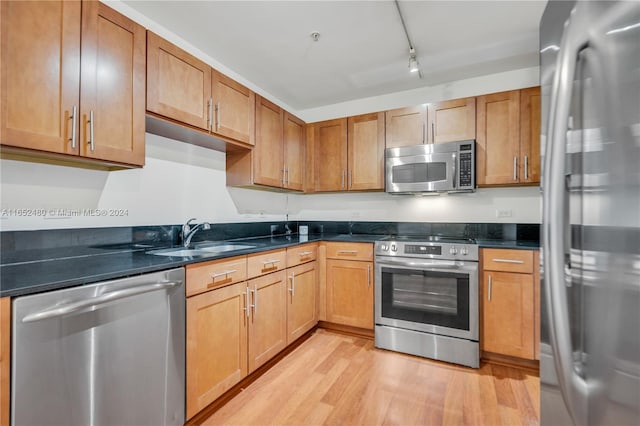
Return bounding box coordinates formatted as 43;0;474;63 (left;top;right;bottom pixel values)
391;244;397;252
449;247;458;255
462;248;469;255
381;244;388;251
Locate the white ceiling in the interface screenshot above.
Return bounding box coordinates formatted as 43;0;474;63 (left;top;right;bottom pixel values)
123;0;547;110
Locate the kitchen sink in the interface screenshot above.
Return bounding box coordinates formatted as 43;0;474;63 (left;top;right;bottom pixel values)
147;243;257;257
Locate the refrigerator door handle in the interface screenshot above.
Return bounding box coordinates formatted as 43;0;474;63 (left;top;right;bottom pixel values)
543;8;591;426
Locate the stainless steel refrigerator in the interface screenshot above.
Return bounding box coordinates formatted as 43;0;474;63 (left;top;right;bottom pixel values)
540;1;640;425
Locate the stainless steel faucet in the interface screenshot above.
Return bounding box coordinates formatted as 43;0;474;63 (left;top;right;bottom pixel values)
182;218;211;247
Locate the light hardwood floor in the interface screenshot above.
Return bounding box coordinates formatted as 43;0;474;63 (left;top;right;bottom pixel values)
201;329;539;426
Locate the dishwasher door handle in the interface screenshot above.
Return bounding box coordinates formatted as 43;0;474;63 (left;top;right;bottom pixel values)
22;281;181;323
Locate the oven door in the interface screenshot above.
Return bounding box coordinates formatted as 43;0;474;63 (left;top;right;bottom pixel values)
375;258;478;341
386;152;456;193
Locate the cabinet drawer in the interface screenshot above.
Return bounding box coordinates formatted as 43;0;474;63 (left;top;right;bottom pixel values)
247;249;287;278
286;243;318;267
482;249;533;273
325;242;373;261
186;256;247;297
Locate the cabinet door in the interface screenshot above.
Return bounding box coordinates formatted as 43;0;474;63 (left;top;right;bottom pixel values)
283;112;306;191
326;259;373;329
476;90;521;186
211;69;255;145
253;95;284;188
482;271;534;359
186;282;248;419
80;1;145;166
384;105;427;148
287;261;318;344
427;97;476;144
520;86;541;184
247;271;287;373
348;112;385;191
313;118;348;192
1;0;81;155
0;298;10;426
533;251;540;360
146;31;211;130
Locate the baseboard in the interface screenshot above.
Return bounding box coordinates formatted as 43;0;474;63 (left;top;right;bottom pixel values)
317;321;374;339
481;350;540;374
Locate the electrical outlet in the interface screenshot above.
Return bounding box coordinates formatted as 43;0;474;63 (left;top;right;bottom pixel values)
495;209;513;218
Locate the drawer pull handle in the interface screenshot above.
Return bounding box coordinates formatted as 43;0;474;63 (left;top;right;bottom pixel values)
488;275;492;301
211;269;237;279
289;272;295;296
298;251;313;256
262;259;281;265
492;258;525;264
337;250;358;254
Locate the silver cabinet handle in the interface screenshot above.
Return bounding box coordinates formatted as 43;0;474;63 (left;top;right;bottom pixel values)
88;110;95;152
289;272;295;296
349;169;353;189
341;169;345;189
282;168;286;186
211;269;237;279
245;286;250;318
492;258;525;264
431;122;435;143
69;105;77;149
298;251;313;257
524;155;529;180
22;281;180;323
367;264;371;288
421;122;425;144
513;156;517;181
285;166;289;186
216;102;221;131
488;275;492;301
337;250;357;254
252;284;258;315
207;98;213;131
262;259;281;265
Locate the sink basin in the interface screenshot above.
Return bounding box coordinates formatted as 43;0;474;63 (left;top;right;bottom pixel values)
147;244;257;257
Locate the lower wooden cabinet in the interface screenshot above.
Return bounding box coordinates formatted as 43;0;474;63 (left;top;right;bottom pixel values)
1;298;10;426
326;258;373;329
481;248;537;361
186;281;248;419
286;261;318;344
247;271;287;373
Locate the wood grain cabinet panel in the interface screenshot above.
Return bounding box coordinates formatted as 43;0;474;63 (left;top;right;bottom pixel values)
247;271;287;373
186;282;248;419
1;0;145;166
211;69;255;145
482;248;533;274
347;113;385;191
186;256;248;297
325;242;373;262
147;31;211;131
286;243;318;268
286;261;318;344
253;96;285;187
385;105;427;148
247;249;287;278
326;259;374;329
427;97;476;143
313;118;348;192
283;112;306;191
1;0;81;155
534;251;540;360
0;298;10;426
520;86;541;184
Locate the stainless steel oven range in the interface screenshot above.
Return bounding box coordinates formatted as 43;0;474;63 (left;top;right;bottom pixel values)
374;237;479;368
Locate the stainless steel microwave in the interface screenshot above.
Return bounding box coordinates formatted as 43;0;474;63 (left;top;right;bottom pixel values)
385;140;476;194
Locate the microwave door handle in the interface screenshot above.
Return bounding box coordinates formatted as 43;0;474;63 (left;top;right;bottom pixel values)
452;154;457;189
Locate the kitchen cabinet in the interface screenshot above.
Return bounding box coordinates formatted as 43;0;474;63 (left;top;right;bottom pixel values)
227;98;305;191
247;271;287;373
247;248;287;278
1;0;145;167
1;298;9;426
147;32;255;146
311;114;384;192
534;250;541;360
427;97;476;143
325;242;374;330
481;248;535;360
186;281;248;419
286;261;318;344
185;255;247;297
347;113;385;191
476;87;541;186
385;105;427;148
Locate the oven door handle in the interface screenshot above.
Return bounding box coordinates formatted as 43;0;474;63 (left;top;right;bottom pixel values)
376;259;462;270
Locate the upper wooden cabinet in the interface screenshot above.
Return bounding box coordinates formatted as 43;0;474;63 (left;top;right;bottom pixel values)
147;32;255;146
1;0;145;167
477;88;540;186
385;105;427;148
227;96;305;191
211;69;255;145
427;97;476;144
347;113;385;191
310;114;384;192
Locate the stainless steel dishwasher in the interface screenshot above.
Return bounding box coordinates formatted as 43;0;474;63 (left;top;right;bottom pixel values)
11;268;185;426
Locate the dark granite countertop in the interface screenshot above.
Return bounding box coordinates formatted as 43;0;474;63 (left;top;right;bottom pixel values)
1;232;539;298
476;240;540;250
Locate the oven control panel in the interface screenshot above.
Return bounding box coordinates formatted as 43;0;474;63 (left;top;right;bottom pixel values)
375;240;478;261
